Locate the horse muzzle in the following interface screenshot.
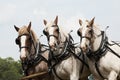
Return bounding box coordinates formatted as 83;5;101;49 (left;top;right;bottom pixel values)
80;45;88;53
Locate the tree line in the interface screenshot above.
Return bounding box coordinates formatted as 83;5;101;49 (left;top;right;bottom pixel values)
0;57;94;80
0;57;23;80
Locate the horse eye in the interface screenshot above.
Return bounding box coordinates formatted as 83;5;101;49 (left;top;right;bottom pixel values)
77;30;81;36
15;38;20;45
43;30;48;35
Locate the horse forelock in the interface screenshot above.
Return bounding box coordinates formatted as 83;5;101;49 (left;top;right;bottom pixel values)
18;26;38;42
45;21;55;28
18;26;29;35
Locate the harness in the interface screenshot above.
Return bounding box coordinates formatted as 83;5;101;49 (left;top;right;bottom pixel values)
48;34;74;80
48;33;89;80
85;31;120;79
16;33;48;77
86;31;108;61
22;44;48;76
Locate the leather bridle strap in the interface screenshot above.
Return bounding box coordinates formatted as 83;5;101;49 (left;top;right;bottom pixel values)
48;35;58;40
18;34;31;50
81;36;91;40
20;46;30;49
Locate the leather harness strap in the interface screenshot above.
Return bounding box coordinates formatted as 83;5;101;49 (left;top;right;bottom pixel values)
86;31;120;79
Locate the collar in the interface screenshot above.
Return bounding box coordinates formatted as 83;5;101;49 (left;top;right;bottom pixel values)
86;31;108;61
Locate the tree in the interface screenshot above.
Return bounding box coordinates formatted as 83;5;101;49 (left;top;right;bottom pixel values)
0;57;23;80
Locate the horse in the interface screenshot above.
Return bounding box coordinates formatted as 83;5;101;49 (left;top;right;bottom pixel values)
14;22;54;80
43;16;91;80
77;17;120;80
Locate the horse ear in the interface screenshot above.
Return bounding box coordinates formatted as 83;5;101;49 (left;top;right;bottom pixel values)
27;22;31;32
89;17;95;27
43;20;47;25
79;19;82;26
14;25;19;32
54;16;58;25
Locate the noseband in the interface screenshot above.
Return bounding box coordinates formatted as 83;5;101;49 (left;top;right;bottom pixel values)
81;36;91;41
43;25;59;41
16;33;37;75
80;29;103;54
48;35;58;41
16;33;32;51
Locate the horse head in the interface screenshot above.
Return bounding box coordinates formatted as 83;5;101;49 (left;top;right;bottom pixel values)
43;16;61;51
14;22;37;62
77;17;97;53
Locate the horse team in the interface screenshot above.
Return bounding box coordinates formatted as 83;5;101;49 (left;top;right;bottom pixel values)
15;16;120;80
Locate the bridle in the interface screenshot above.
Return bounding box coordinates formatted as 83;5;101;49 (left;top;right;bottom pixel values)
43;25;60;44
16;33;31;51
77;28;93;41
43;25;75;79
15;32;37;76
77;28;102;53
48;34;75;80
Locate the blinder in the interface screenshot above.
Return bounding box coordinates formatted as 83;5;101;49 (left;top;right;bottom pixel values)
77;30;81;36
77;28;93;41
15;38;20;45
43;30;48;36
43;27;59;41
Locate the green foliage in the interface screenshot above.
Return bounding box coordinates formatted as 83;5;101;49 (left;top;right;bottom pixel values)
0;57;23;80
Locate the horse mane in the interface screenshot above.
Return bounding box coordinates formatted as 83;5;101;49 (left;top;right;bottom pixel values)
58;26;69;42
59;26;68;37
84;20;101;35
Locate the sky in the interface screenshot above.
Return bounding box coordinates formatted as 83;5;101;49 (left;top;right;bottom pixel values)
0;0;120;60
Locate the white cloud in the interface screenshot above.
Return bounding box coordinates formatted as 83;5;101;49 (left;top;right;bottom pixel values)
0;3;16;24
56;14;85;42
58;14;85;33
33;8;47;16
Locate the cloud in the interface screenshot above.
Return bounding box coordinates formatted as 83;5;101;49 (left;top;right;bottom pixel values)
56;14;85;42
0;3;16;24
58;14;85;34
33;8;47;16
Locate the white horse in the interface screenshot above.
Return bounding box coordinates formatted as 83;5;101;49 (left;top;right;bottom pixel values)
43;16;90;80
77;17;120;80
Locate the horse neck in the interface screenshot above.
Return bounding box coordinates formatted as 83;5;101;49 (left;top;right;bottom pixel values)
51;30;68;56
30;30;38;55
59;29;68;43
92;25;103;52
